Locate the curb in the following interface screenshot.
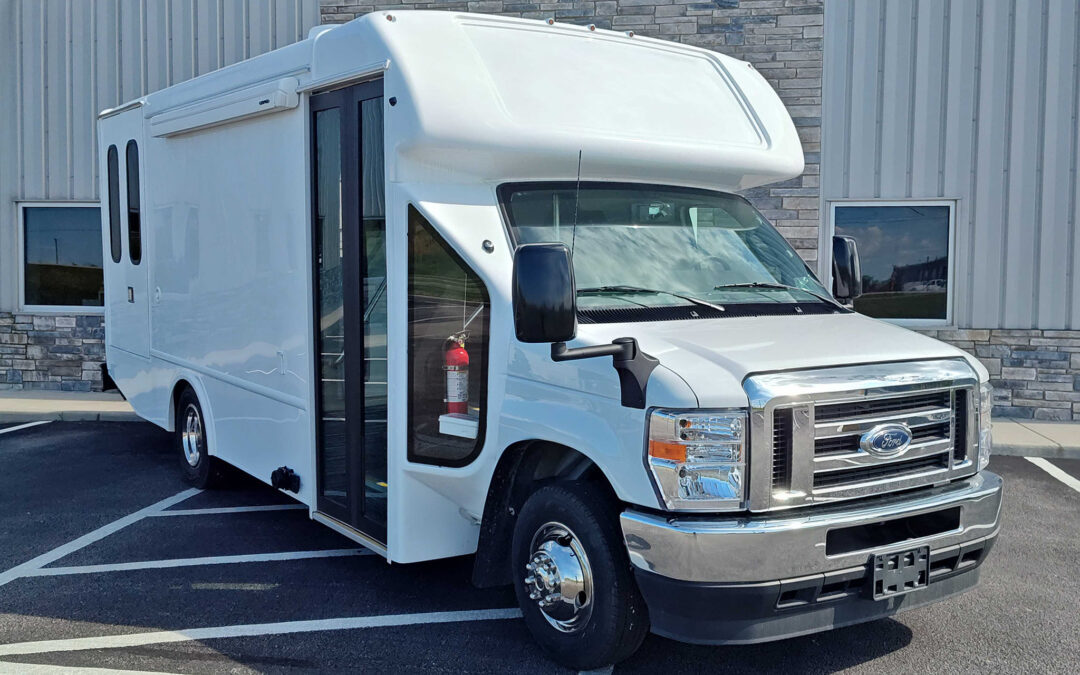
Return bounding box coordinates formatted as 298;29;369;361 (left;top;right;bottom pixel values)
992;444;1080;460
0;411;143;424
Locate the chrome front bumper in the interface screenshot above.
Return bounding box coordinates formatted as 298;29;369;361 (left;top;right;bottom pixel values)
621;471;1002;583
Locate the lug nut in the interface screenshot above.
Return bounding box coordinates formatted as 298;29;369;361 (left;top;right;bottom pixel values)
525;562;535;571
524;576;535;584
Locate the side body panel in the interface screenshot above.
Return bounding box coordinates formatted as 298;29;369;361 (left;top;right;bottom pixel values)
99;97;317;509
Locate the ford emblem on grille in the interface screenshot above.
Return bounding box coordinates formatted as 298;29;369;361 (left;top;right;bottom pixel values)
860;423;913;457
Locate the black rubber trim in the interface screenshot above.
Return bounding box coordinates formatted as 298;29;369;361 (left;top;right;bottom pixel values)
634;533;995;645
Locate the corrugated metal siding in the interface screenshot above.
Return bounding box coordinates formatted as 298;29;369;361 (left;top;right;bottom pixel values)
0;0;320;312
823;0;1080;329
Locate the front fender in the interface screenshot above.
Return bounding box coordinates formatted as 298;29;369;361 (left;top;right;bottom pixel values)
496;363;697;510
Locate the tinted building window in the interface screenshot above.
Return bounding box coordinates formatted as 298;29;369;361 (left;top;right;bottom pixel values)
833;204;951;321
23;206;104;307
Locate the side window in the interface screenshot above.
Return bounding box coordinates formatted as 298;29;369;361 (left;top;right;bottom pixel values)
407;206;490;467
107;145;121;263
125;140;141;265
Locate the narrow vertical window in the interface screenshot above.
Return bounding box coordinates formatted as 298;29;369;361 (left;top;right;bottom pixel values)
107;145;121;263
125;140;141;265
407;206;490;467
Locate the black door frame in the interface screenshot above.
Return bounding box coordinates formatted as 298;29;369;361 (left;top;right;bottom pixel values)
310;78;386;542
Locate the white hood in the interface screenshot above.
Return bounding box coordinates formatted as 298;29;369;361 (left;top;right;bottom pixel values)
575;312;983;407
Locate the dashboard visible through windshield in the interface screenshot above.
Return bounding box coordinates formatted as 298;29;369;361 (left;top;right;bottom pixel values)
499;183;841;320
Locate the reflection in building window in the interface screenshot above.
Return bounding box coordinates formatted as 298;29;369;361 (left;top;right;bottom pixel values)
22;206;104;308
833;204;951;321
407;206;490;466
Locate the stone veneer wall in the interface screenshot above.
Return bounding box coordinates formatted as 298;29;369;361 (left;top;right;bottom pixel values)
919;329;1080;422
0;313;105;392
319;0;825;264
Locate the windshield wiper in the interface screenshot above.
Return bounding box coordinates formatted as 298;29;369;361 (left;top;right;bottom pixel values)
712;282;843;308
578;285;726;312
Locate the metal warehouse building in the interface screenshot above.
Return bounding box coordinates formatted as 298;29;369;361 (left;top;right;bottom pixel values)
1;0;1078;421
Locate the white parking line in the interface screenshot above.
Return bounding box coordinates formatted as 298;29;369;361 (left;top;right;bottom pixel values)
0;664;181;675
1026;457;1080;494
0;420;51;435
26;549;370;577
0;488;201;588
0;608;523;657
148;504;308;517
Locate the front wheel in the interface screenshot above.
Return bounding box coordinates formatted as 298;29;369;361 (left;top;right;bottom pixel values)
511;483;649;669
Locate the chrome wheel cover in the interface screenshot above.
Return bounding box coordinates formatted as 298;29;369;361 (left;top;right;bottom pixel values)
181;403;203;468
523;521;594;633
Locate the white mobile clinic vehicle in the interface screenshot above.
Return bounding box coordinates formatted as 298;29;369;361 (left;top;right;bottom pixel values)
98;11;1002;669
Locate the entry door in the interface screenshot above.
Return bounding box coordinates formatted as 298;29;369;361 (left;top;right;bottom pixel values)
101;114;150;358
311;80;388;542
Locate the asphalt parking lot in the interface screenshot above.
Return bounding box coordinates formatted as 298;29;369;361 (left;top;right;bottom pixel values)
0;422;1078;674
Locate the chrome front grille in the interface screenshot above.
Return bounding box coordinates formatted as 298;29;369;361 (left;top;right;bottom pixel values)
745;360;980;512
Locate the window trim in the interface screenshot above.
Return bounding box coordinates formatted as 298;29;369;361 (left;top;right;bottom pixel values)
825;199;957;328
16;201;106;315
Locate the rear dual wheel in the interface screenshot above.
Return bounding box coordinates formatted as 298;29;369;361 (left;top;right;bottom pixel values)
175;387;223;489
512;483;649;670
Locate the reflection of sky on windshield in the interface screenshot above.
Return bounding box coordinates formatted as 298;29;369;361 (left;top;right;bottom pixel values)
834;206;949;282
518;225;778;293
509;187;826;307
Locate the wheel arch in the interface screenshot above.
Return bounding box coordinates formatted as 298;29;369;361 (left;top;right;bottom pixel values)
471;439;620;588
166;376;216;458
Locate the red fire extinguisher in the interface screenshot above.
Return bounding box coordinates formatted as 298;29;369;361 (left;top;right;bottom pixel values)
444;334;469;415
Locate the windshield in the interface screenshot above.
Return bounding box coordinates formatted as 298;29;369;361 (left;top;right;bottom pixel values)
501;183;831;311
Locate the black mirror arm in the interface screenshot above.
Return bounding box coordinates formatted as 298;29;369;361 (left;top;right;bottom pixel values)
551;337;660;409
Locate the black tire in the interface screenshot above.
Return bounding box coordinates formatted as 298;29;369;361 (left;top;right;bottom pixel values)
511;482;649;669
175;387;221;489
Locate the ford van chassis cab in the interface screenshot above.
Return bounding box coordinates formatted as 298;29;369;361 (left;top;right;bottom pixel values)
96;11;1001;670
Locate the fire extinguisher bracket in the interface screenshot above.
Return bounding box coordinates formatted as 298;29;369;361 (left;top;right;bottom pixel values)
439;412;480;439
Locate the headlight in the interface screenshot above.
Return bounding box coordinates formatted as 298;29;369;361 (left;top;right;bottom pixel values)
646;409;747;511
978;381;993;471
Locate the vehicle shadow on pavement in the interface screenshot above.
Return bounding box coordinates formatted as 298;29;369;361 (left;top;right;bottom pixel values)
623;618;913;673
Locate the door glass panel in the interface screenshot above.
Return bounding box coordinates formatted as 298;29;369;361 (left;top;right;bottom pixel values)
314;107;348;510
360;97;388;525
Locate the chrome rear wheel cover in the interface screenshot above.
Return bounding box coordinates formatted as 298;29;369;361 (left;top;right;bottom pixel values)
181;403;203;468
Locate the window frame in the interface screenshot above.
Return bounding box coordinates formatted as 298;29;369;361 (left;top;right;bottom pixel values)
16;201;106;315
125;139;142;265
107;144;122;263
405;204;491;468
825;199;957;328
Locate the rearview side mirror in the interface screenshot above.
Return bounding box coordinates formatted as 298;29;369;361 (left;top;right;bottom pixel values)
512;243;577;344
832;235;863;304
